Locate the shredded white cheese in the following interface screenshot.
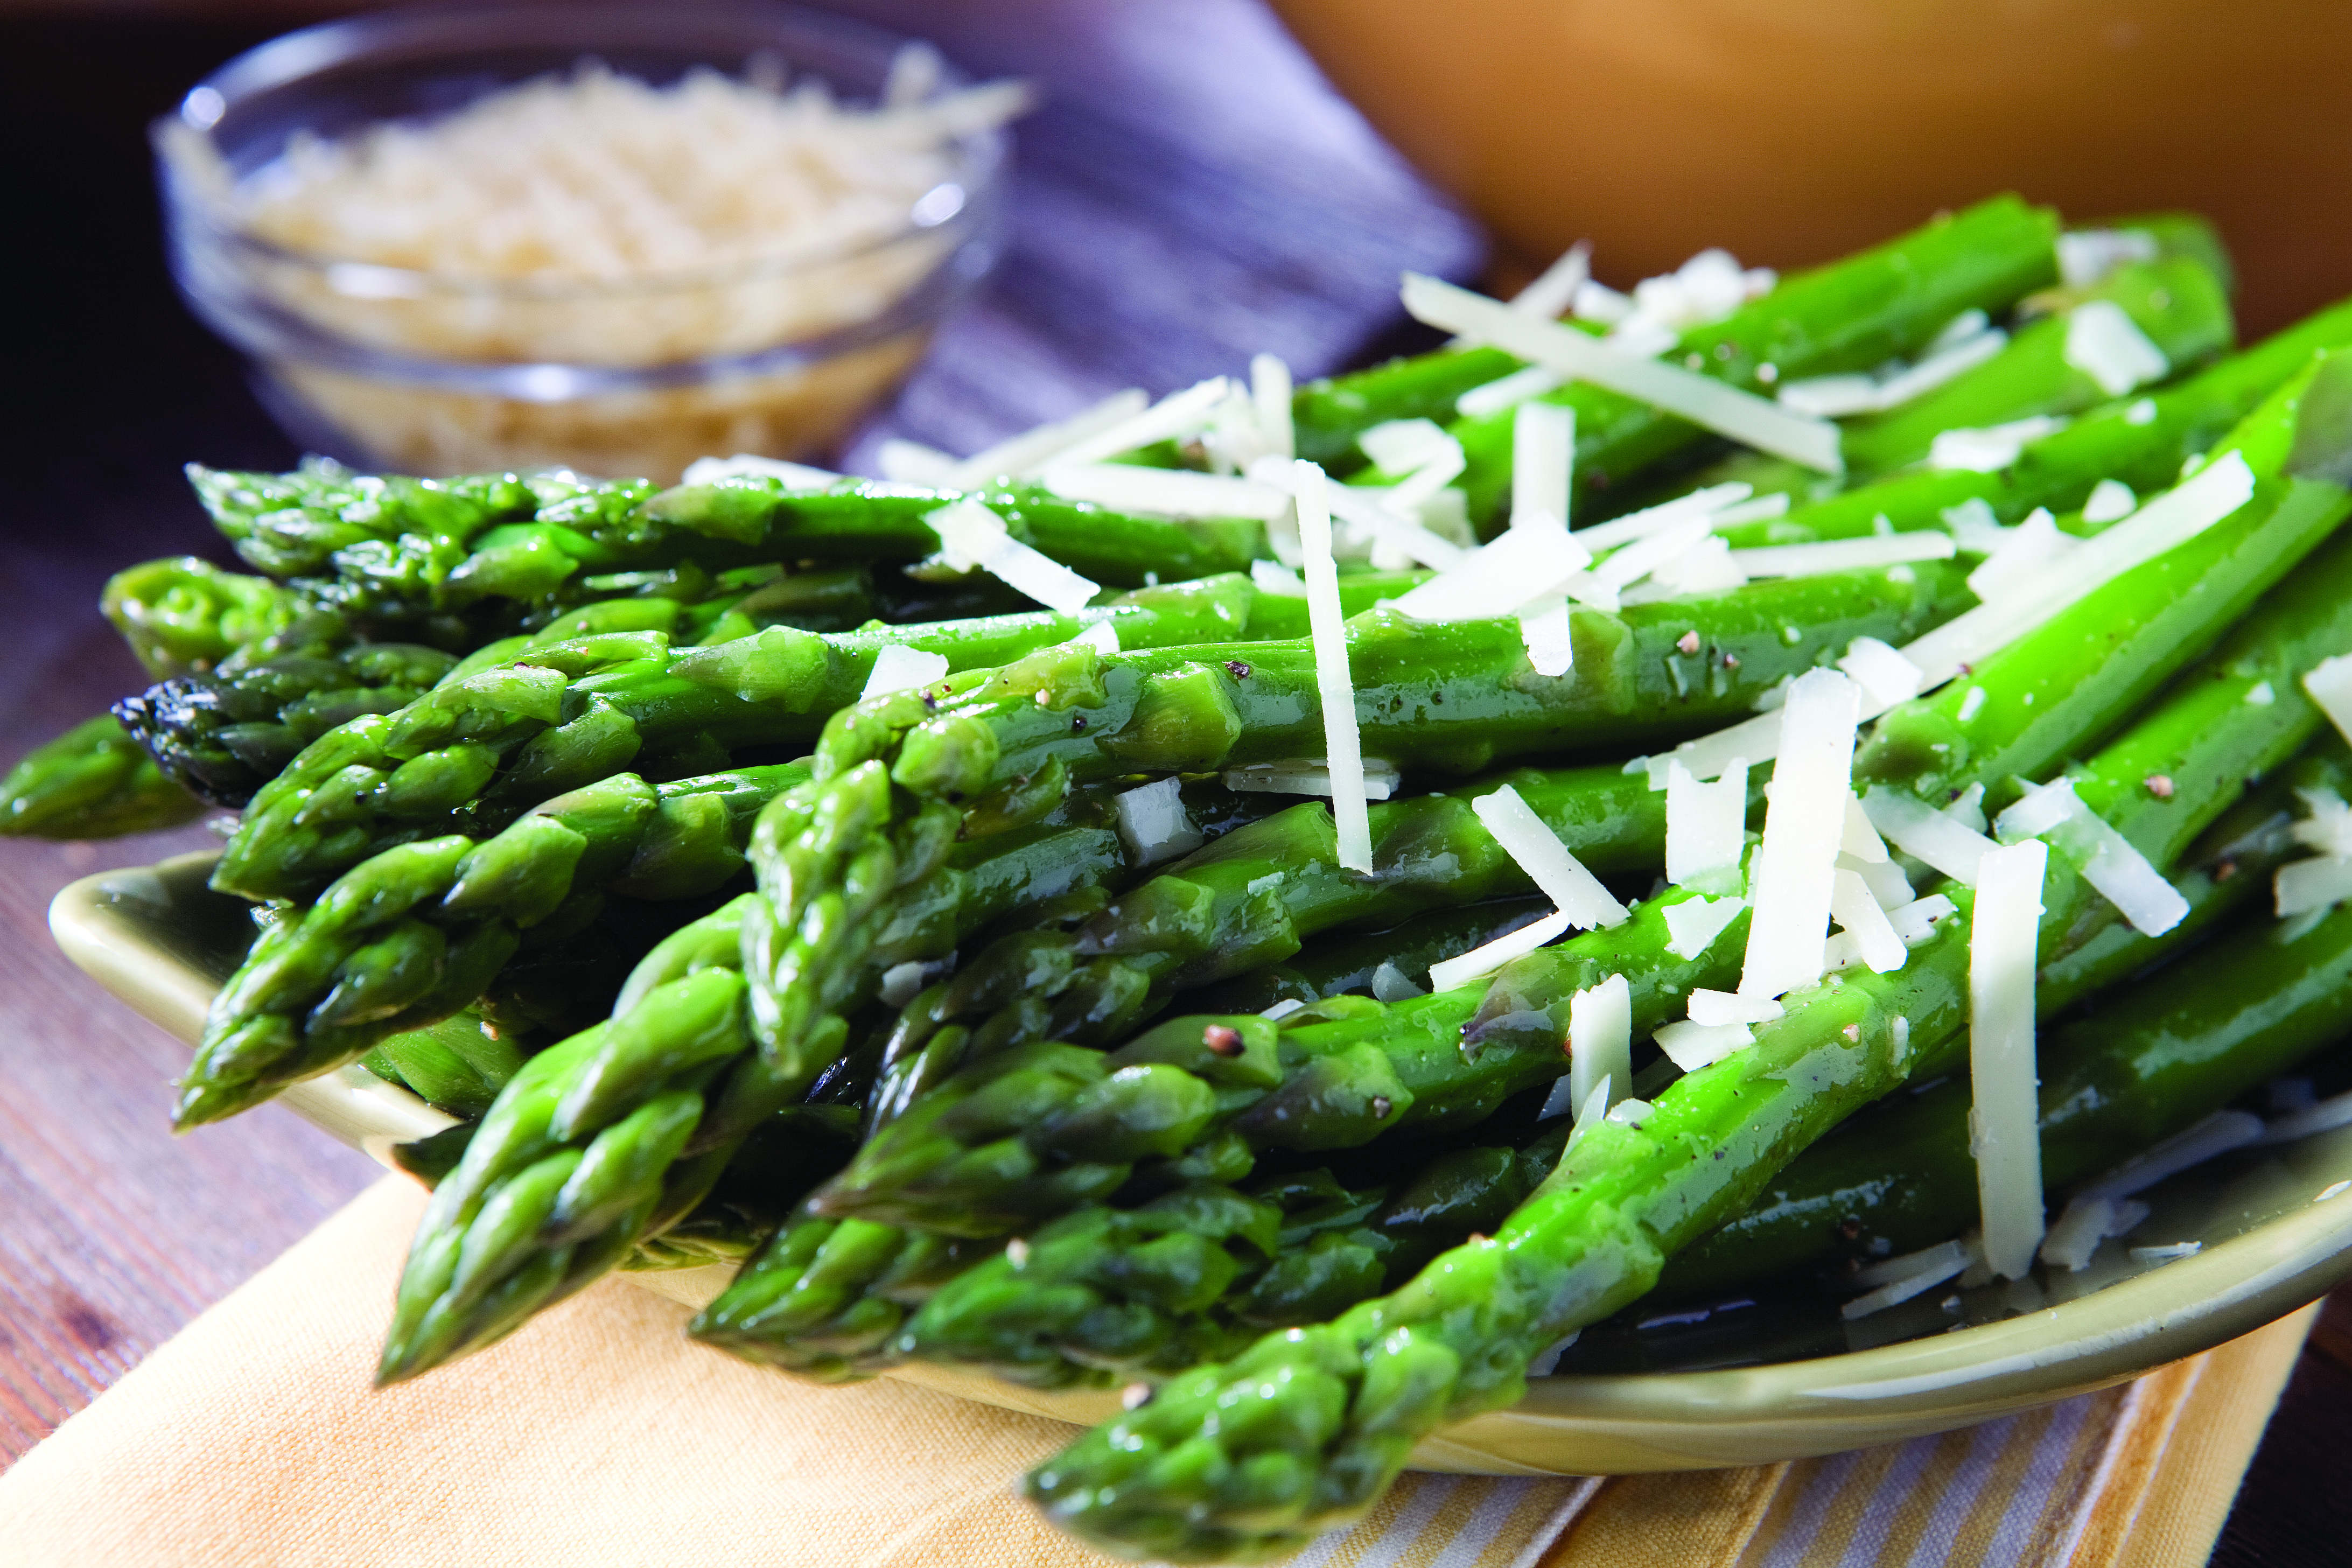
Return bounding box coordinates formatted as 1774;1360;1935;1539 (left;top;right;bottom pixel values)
1427;909;1573;992
1731;533;1956;580
1688;988;1783;1026
2080;1110;2265;1201
1965;507;2078;603
1969;837;2049;1280
2277;856;2352;918
946;389;1150;486
1567;972;1633;1115
1899;450;2259;692
859;642;951;699
1860;788;1999;884
1457;365;1566;420
1663;894;1747;958
2258;1088;2352;1146
1250;354;1295;463
2039;1196;2152;1271
1472;784;1630;929
1112;777;1203;865
2064;300;2171;397
1828;869;1908;972
1842;1238;1977;1319
1221;758;1399;801
1519;598;1576;678
1319;480;1470;570
1927;415;2069;473
1067;620;1119;656
2302;653;2352;747
1654;1019;1754;1072
1358;418;1455;474
1513;400;1576;529
926;498;1102;614
1039;464;1290;521
1738;669;1859;998
1389;516;1591;624
1401;274;1844;473
1778;325;2007;419
1051;377;1236;467
1292;460;1373;871
1995;778;2189;935
1666;758;1749;891
2082;478;2139;525
1570;482;1755;554
1249;558;1307;598
684;453;839;488
1836;637;1928;710
2057;228;2160;288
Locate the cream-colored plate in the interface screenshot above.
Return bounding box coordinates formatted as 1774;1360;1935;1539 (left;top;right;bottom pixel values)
51;850;2352;1473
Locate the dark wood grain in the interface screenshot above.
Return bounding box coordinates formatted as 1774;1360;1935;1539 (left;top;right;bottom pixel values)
0;8;2341;1563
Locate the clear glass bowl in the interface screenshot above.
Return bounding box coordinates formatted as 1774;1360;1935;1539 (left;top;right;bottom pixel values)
157;1;1009;482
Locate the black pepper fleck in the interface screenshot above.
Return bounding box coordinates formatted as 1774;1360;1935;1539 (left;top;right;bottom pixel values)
1226;660;1252;680
1071;715;1087;732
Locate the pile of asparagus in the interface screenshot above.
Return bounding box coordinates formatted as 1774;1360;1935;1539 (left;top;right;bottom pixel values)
23;192;2352;1563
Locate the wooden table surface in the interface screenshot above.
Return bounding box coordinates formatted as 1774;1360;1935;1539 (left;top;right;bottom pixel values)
0;5;2342;1562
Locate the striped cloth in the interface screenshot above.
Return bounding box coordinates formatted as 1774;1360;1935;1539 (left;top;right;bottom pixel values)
0;1176;2312;1568
1283;1300;2316;1568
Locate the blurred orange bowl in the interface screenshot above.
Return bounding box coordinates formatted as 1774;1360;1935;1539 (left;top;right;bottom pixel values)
1269;0;2351;331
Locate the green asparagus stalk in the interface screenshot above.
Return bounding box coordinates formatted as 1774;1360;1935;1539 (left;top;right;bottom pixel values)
369;778;1249;1379
1716;296;2352;552
892;1146;1535;1390
177;762;809;1126
857;758;1697;1129
0;716;206;838
102;555;312;679
1420;194;2060;523
1290;209;2228;485
367;542;1941;1381
1663;850;2352;1300
1019;363;2352;1565
810;359;2352;1241
361;1009;528;1119
206;570;1289;901
2;557;311;838
1188;896;1556;1016
116;634;460;808
198;458;1280;613
1671;254;2234;508
741;560;1959;1177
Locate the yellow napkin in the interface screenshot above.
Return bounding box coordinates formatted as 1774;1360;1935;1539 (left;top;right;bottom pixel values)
0;1177;2312;1567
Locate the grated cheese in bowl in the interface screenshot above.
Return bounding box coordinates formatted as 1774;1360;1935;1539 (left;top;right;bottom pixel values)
158;4;1027;480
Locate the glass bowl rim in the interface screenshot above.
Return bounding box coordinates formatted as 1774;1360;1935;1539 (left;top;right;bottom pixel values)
160;0;1014;302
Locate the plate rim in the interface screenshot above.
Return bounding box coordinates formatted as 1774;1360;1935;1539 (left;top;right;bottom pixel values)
49;850;2352;1474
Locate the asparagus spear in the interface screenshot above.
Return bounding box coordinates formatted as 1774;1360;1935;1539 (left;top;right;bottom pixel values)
0;716;206;838
366;561;1955;1377
102;555;313;679
177;762;808;1125
1424;194;2060;524
369;778;1252;1378
1664;851;2352;1300
1189;895;1556;1016
893;1146;1535;1390
1716;296;2352;552
858;758;1697;1129
809;358;2352;1240
1019;365;2352;1565
1;557;317;838
695;1144;1531;1390
1667;253;2234;508
206;570;1286;901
